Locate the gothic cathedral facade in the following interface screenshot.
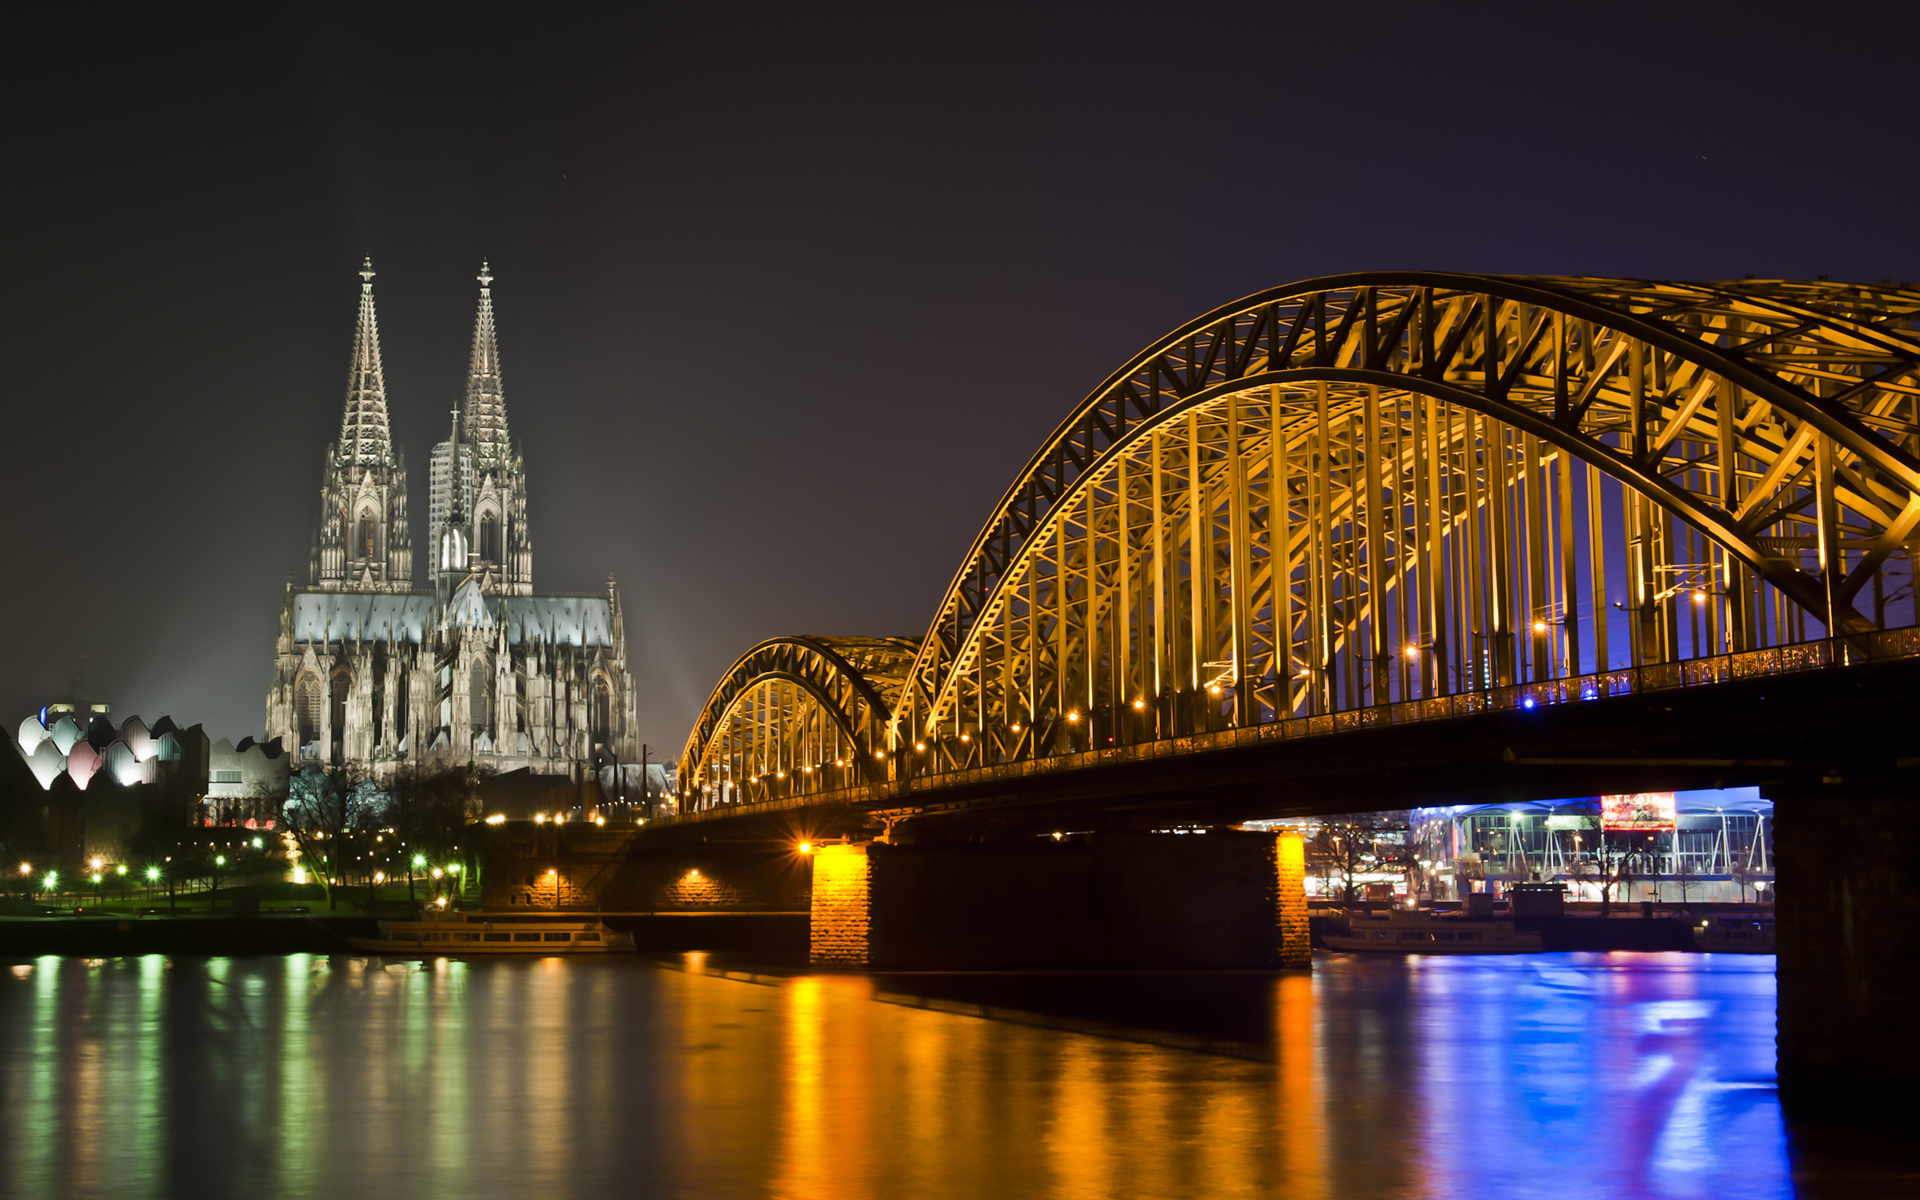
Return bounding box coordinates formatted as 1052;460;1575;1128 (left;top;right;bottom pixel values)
266;261;638;781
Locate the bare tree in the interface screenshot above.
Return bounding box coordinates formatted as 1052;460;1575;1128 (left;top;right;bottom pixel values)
284;764;386;910
1730;856;1757;908
387;764;479;903
1596;834;1632;918
1673;848;1701;909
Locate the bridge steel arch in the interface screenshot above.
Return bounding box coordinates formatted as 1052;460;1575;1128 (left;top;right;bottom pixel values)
885;273;1920;776
679;636;919;808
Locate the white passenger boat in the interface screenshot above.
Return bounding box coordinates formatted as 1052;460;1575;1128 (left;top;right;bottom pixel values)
1323;910;1544;955
1692;915;1775;954
345;911;635;954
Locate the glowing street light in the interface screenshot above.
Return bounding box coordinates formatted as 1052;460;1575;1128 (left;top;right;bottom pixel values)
146;867;162;881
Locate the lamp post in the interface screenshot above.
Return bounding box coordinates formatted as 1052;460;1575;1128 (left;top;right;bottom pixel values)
209;855;227;912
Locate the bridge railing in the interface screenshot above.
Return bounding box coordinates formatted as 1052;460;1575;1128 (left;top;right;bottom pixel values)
657;627;1920;827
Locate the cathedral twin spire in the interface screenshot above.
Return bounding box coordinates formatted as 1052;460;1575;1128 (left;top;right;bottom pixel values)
312;258;411;591
338;258;395;467
317;257;531;596
464;261;512;471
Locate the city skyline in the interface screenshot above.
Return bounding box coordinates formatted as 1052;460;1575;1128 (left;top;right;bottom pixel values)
5;5;1918;758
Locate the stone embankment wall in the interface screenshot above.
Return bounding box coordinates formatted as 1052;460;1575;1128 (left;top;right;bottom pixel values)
479;825;808;912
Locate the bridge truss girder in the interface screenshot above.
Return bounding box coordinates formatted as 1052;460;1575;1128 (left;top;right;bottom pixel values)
890;274;1920;775
680;636;919;811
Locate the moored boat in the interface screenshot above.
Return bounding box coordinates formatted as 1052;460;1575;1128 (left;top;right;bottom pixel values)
1692;915;1775;954
345;911;635;954
1323;909;1544;955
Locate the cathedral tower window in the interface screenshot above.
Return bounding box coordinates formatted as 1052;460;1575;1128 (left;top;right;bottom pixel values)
479;512;500;562
471;661;491;731
330;668;352;751
395;670;409;740
592;677;612;742
296;674;322;746
358;508;378;560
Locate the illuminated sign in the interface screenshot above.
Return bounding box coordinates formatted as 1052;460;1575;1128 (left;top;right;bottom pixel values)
1601;793;1676;831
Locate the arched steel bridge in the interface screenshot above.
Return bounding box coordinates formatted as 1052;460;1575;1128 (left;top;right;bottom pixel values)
676;272;1920;820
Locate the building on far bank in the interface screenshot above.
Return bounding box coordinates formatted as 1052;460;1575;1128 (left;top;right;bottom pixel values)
8;701;290;869
264;261;638;784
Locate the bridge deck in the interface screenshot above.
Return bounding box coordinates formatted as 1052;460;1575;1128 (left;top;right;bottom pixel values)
651;628;1920;840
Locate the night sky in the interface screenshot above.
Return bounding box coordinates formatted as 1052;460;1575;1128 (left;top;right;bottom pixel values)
6;4;1917;754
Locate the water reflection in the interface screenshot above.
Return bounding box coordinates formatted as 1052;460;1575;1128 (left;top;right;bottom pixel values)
0;952;1859;1199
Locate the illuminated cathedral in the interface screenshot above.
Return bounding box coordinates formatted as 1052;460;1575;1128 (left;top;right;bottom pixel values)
265;261;637;782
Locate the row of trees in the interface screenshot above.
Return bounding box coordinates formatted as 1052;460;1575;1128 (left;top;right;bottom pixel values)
282;763;480;909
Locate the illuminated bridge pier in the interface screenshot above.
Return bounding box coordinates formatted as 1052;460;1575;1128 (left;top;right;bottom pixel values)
663;274;1920;1104
807;831;1311;971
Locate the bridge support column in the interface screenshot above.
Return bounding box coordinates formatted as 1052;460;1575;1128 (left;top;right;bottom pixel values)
1277;829;1310;968
807;831;1309;971
1774;789;1920;1112
808;843;873;968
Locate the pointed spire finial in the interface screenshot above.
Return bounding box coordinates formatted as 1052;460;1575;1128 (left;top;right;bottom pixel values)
338;259;394;466
462;260;509;470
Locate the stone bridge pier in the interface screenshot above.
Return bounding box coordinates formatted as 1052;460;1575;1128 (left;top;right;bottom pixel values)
1773;787;1920;1112
807;829;1310;971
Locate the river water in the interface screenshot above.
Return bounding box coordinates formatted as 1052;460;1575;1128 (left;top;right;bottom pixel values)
0;951;1906;1199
